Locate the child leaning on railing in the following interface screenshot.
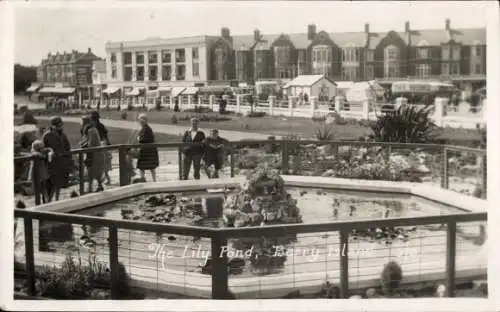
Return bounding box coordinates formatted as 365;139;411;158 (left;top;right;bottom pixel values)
29;140;54;204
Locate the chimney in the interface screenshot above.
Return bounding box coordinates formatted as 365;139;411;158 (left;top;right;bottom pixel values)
88;47;92;54
405;21;410;33
254;29;261;42
221;27;230;38
307;24;317;40
364;23;370;34
445;18;450;30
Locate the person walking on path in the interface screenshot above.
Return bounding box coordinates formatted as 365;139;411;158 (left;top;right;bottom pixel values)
203;129;228;179
42;116;72;201
136;114;159;182
79;116;105;192
90;110;112;185
182;118;205;180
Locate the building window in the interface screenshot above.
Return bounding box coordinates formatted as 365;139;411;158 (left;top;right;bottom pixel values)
175;49;185;63
366;50;374;62
475;64;482;74
123;52;132;65
124;67;133;81
274;46;291;66
176;65;186;80
341;67;358;81
441;63;449;75
136;52;144;65
415;64;431;77
149;65;158;81
452;46;460;60
192;48;199;60
417;48;428;59
312;45;332;75
474;46;482;57
148;51;158;64
450;62;460;75
365;65;374;80
136;66;144;81
111;65;117;79
110;53;116;63
214;46;226;81
384;45;400;78
162;65;171;81
442;46;450;60
162;50;171;63
192;62;199;77
342;48;359;63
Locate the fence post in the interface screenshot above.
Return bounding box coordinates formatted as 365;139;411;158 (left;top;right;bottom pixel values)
334;96;342;112
118;146;129;186
23;217;36;296
288;97;293;117
281;141;289;175
339;229;349;298
108;225;120;299
310;96;316;117
178;147;183;180
445;221;457;297
481;153;487;199
188;95;192;108
230;147;235;178
441;148;449;189
236;95;241;114
210;95;215;111
211;235;229;299
78;151;85;195
362;99;370;120
268;95;274;116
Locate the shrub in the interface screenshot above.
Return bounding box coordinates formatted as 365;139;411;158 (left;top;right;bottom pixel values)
380;261;403;296
314;123;335;141
370;105;438;143
183;106;213;114
121;111;128;120
246;111;266;118
283;133;301;155
155;100;162;111
127;103;133;111
264;135;279;154
171;115;178;124
311;113;327;122
22;110;38;125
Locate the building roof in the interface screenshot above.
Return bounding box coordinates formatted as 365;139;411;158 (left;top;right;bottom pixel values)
43;49;98;65
284;75;328;87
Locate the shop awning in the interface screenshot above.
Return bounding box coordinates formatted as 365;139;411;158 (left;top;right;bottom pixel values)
199;86;230;93
181;87;199;95
26;84;41;93
171;87;186;97
103;86;120;94
158;86;172;92
39;87;75;94
125;87;144;97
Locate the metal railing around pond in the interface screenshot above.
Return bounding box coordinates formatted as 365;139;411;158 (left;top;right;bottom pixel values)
14;140;487;207
14;208;487;299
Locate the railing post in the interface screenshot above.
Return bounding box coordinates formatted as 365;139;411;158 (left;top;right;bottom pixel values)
23;217;36;296
178;147;183;180
281;141;289;175
211;235;229;299
445;221;457;297
441;148;449;189
481;153;487;199
108;225;120;299
339;229;349;298
78;151;85;195
118;146;129;186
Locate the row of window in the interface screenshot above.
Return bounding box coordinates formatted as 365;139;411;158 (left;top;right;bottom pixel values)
111;48;199;67
122;64;200;82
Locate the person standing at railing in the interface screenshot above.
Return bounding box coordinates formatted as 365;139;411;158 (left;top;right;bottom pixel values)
79;116;105;192
90;110;112;185
202;129;228;179
136;114;159;182
29;140;53;203
42;116;72;202
182;118;205;180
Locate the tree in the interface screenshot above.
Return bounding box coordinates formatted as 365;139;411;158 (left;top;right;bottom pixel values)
14;64;37;94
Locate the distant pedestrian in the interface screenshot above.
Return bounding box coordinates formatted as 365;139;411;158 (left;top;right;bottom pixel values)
79;116;105;192
182;118;205;180
203;129;228;179
136;114;159;182
42;116;72;201
29;139;53;203
90;110;112;184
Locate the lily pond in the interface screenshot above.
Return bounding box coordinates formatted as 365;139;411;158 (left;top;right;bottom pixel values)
33;184;484;279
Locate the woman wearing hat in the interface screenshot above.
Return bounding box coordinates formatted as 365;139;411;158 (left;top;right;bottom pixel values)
79;116;105;192
42;116;72;201
136;114;159;182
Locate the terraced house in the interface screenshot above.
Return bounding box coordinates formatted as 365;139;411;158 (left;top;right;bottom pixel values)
103;18;485;91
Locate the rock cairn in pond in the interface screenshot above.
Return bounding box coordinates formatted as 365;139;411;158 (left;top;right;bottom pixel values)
222;168;303;273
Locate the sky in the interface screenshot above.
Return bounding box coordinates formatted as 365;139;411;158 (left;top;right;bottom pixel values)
13;1;491;66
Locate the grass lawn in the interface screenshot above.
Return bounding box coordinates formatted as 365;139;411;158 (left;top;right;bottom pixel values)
26;119;182;148
96;109;482;145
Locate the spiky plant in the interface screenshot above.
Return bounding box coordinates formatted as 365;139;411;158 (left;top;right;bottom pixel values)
314;123;335;141
370;105;438;143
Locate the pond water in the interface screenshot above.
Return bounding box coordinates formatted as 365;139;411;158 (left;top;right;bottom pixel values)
38;186;472;280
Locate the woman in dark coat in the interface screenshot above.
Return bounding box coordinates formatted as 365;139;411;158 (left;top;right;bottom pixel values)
136;114;159;182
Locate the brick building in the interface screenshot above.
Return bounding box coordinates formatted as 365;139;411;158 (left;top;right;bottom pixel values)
103;18;486;91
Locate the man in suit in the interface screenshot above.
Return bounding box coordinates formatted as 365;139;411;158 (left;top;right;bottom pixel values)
182;118;205;180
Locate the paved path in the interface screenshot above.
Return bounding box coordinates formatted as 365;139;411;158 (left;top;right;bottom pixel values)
38;116;272;141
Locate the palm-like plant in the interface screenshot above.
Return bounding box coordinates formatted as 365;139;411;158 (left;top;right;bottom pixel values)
370;105;438;143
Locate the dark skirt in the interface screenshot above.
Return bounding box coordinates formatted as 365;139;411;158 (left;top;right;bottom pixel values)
137;147;159;170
